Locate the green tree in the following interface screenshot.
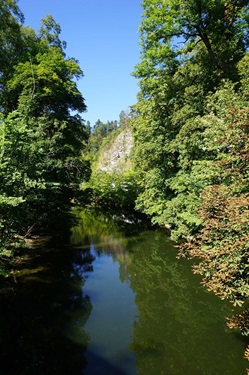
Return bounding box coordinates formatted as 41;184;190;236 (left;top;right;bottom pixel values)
0;12;90;270
0;0;24;114
132;0;249;240
88;118;118;155
119;109;131;128
83;170;140;215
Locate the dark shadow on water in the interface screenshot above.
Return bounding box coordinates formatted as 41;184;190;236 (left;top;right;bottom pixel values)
0;244;94;375
0;233;135;375
84;351;130;375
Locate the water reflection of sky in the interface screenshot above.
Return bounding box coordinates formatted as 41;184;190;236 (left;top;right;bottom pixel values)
82;250;138;375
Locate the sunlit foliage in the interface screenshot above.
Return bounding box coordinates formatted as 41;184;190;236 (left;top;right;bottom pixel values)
0;2;89;272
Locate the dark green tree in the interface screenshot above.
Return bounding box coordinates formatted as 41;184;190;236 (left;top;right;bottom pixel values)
88;118;118;155
0;10;90;270
0;0;24;114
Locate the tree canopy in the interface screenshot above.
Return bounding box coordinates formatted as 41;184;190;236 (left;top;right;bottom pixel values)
0;2;89;273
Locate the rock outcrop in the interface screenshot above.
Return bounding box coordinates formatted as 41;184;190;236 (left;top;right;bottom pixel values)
97;127;133;173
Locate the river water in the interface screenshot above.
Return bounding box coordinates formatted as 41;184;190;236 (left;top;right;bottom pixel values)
0;210;248;374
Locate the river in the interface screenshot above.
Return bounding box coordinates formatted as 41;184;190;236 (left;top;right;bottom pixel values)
0;210;248;374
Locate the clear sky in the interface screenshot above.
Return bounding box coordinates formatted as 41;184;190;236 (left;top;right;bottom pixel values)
17;0;142;126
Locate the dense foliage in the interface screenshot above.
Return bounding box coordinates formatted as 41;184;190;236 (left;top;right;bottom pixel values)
87;110;131;157
0;1;89;273
82;111;142;221
83;169;141;217
88;119;118;154
132;0;249;238
132;0;249;364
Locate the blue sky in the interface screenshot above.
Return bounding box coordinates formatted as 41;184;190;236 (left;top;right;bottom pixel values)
18;0;142;126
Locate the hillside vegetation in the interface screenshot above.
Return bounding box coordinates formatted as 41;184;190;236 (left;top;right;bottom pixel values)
82;113;142;219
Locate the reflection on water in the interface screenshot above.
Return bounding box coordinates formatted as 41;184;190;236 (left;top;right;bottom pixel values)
123;231;248;375
0;209;248;375
82;248;137;375
72;210;248;375
0;245;93;375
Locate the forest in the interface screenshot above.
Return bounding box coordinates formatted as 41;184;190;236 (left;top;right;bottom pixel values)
0;0;249;369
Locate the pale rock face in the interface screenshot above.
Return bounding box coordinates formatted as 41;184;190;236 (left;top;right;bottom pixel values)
98;128;133;173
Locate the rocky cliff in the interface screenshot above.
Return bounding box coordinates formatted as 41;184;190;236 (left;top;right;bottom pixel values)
96;127;133;173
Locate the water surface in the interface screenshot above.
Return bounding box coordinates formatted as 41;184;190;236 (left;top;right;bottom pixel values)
0;211;248;374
